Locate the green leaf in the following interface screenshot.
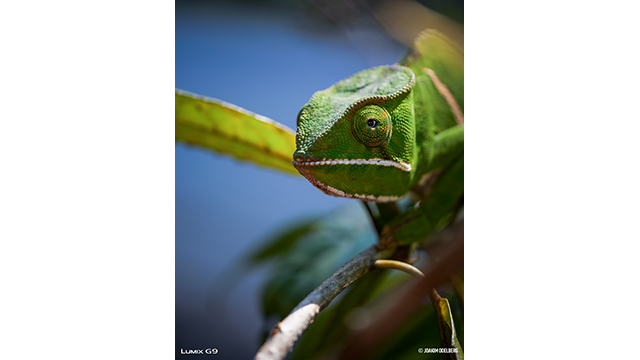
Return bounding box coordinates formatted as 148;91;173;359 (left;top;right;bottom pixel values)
255;204;379;320
430;289;464;360
175;89;300;176
249;219;318;263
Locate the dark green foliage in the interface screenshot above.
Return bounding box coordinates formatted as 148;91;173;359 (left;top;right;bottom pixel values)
249;205;378;320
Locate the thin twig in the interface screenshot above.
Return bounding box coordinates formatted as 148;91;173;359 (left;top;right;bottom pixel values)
372;259;425;278
336;220;464;360
254;244;395;360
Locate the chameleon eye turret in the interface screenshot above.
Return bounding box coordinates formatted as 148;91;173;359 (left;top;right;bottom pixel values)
351;105;391;148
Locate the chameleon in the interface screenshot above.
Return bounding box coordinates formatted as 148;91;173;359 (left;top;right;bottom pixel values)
292;30;464;243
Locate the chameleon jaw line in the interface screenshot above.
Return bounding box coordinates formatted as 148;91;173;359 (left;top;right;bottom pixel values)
292;158;412;172
306;176;403;203
292;159;407;202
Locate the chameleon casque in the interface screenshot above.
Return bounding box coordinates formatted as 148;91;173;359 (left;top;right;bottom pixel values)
292;30;463;242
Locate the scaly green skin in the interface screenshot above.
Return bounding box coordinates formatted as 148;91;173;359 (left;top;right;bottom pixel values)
293;30;464;243
294;65;417;202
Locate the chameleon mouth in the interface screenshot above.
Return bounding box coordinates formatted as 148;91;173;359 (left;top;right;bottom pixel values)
292;158;412;172
313;181;403;202
292;158;408;202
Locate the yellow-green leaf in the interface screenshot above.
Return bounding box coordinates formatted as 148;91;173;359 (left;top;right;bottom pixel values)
175;89;300;176
430;289;464;360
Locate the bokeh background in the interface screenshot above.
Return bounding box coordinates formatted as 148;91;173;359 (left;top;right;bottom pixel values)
176;1;463;358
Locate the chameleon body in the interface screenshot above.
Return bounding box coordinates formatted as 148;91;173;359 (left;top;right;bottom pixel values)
293;30;463;219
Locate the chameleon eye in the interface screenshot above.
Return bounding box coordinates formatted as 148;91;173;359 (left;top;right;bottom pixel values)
351;105;391;147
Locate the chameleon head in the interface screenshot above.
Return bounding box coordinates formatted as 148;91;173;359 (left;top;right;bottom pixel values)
293;65;418;202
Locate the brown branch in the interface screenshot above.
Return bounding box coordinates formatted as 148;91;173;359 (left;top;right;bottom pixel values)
335;220;464;360
254;244;396;360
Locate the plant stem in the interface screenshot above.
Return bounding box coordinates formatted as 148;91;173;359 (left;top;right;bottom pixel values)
254;244;395;360
336;220;463;360
372;259;425;278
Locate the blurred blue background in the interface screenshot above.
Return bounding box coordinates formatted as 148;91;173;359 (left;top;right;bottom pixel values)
176;0;460;358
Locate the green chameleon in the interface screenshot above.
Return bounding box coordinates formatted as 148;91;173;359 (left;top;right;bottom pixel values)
175;28;464;357
175;29;463;245
292;29;464;244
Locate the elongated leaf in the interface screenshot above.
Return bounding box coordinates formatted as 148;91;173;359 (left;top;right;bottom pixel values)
254;204;378;320
175;89;300;176
430;289;464;360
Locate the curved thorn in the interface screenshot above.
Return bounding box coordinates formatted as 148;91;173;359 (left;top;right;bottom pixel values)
372;259;425;278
